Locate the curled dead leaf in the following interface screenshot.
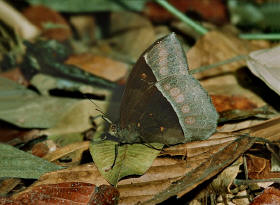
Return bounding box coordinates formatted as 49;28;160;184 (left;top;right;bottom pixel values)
211;95;257;113
65;54;128;82
23;5;72;41
187;31;269;79
251;187;280;205
1;182;119;205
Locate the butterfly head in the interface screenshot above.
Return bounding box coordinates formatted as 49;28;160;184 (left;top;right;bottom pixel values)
108;123;141;144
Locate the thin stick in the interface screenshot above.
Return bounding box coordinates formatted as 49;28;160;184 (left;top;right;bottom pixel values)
155;0;208;35
189;55;249;74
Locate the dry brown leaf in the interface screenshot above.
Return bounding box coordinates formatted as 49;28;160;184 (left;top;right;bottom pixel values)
201;74;265;108
192;157;244;204
17;133;249;205
187;31;269;79
0;178;21;196
163;132;237;156
1;182;119;205
200;73;269;133
248;116;280;142
144;0;227;24
22;5;72;41
246;154;280;179
251;187;280;205
70;15;96;42
211;95;257;113
31;142;50;158
109;12;156;62
26;163;108;188
0;69;28;86
65;54;128;82
43;141;90;163
141;136;255;204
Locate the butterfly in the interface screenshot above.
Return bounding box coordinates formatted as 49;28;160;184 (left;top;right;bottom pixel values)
104;33;219;145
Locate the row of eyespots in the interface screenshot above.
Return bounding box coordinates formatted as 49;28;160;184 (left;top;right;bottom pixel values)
163;83;195;125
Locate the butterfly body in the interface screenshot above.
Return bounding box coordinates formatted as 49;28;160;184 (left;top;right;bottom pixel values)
113;33;218;145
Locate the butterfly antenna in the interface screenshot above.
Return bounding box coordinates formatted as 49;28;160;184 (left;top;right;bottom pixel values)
83;94;113;125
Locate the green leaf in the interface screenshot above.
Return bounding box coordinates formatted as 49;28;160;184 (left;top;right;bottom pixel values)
0;143;63;179
0;77;78;128
42;99;119;136
27;0;148;12
89;139;163;185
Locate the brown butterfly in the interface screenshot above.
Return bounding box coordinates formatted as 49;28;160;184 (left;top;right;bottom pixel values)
104;33;218;145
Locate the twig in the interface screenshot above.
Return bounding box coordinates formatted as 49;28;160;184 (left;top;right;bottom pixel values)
155;0;208;35
0;0;40;40
189;55;248;75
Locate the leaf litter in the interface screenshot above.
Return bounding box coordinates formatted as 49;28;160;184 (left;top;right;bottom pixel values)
1;1;280;205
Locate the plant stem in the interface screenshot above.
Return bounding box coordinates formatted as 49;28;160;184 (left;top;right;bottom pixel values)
155;0;208;35
239;33;280;40
189;55;248;75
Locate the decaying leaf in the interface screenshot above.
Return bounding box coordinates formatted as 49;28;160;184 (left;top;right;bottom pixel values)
191;157;244;204
1;182;119;205
43;141;90;167
201;74;265;108
0;76;79;128
245;116;280;142
23;5;72;41
211;95;257;113
0;143;63;179
10;133;256;205
145;0;227;24
108;12;157;62
251;187;280;205
0;68;28;86
30;73;111;97
41;100;119;136
247;46;280;96
141;135;255;204
65;54;128;82
201;73;271;132
246;154;280;179
187;30;269;79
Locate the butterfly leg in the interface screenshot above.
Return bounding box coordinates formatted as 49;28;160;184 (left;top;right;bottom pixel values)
143;143;162;151
110;143;119;169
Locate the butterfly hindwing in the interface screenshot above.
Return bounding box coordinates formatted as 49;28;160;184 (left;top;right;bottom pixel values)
155;74;218;141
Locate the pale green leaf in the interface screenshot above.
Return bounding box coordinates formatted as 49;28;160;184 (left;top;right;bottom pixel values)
0;77;78;128
42;100;119;136
89;139;163;185
0;143;63;179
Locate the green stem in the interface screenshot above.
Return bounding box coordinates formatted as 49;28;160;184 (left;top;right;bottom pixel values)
239;33;280;40
189;55;248;75
155;0;208;35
